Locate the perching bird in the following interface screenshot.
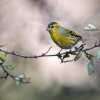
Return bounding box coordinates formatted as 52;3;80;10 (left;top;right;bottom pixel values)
46;22;82;49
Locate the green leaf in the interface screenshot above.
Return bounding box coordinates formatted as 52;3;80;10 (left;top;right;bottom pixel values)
85;24;98;31
88;24;98;30
15;77;21;81
18;75;25;79
71;52;77;55
15;75;25;85
96;50;100;60
63;53;70;59
74;53;82;61
16;80;21;85
15;76;21;85
74;46;79;50
2;63;15;70
0;52;6;62
15;74;25;80
87;61;94;75
84;51;93;61
82;37;87;43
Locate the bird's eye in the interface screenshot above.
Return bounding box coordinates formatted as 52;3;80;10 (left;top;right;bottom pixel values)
51;26;54;28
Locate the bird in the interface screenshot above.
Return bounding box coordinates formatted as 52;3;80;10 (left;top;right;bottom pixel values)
46;22;82;50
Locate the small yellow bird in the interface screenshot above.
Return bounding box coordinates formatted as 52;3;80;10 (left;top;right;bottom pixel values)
46;22;82;49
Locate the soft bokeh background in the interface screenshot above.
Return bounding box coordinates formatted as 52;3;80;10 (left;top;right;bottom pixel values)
0;0;100;100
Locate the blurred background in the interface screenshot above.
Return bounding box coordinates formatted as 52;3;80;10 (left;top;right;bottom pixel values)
0;0;100;100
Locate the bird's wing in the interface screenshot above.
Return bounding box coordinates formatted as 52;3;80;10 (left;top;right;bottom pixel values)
62;27;82;40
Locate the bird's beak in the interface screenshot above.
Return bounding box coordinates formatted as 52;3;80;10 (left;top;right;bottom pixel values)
46;27;51;31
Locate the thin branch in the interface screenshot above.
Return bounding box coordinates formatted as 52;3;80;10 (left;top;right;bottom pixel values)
0;63;30;84
0;41;100;83
42;46;52;55
0;41;99;59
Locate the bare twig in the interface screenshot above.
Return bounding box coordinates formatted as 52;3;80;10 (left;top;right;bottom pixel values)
0;41;99;59
0;41;100;83
0;63;30;84
42;46;52;55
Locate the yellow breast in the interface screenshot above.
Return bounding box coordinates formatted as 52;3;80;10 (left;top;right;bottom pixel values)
50;32;75;49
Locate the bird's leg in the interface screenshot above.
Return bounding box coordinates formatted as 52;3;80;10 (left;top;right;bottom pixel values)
69;47;73;53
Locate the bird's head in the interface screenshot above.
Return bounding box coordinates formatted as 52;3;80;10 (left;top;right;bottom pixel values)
46;22;60;33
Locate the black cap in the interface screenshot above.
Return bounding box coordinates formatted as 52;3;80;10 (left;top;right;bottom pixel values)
48;22;57;27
